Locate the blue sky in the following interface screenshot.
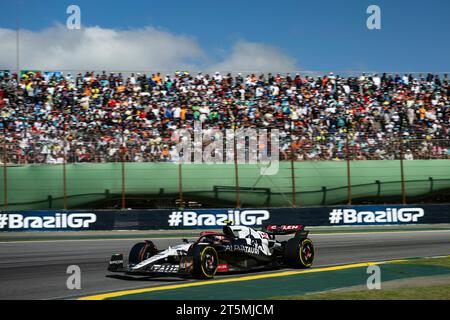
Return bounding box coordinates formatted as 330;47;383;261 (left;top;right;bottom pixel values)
0;0;449;73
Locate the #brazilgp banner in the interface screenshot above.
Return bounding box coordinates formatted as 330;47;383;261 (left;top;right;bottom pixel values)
1;205;449;231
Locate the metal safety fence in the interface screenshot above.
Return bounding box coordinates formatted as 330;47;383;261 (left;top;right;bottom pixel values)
0;137;450;210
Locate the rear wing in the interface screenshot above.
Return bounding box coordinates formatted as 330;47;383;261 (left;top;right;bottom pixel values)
262;225;309;238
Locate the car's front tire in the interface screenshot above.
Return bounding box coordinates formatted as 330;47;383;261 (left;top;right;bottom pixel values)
284;237;314;268
128;240;158;265
189;244;218;279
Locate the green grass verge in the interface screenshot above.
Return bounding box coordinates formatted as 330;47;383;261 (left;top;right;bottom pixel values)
271;256;450;300
395;256;450;268
103;256;450;300
276;284;450;300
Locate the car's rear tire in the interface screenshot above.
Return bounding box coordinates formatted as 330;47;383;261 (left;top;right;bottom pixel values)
189;245;218;279
129;240;158;265
284;237;314;268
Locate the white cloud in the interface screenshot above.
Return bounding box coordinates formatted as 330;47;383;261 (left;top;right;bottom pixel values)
0;24;205;71
209;41;298;73
0;25;298;73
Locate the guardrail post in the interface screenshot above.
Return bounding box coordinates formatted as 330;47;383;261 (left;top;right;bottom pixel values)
2;138;7;210
47;195;53;209
290;120;297;208
233;126;241;209
399;138;407;204
265;189;271;207
345;129;352;205
375;180;381;199
429;177;434;193
290;155;296;208
63;143;67;210
62;120;68;210
105;189;110;207
120;145;126;210
321;186;327;205
178;160;184;209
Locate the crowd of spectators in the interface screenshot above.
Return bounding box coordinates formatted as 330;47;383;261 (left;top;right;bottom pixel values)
0;70;449;164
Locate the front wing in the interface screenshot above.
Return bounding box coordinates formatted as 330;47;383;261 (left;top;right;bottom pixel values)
108;254;193;276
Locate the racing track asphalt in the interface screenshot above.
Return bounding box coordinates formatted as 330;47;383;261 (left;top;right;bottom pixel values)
0;230;449;300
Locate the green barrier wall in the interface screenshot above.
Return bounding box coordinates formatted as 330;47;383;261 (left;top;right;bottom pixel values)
1;160;450;210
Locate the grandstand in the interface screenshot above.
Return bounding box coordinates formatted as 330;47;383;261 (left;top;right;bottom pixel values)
0;70;449;209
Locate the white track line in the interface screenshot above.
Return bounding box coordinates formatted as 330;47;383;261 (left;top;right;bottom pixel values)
0;229;449;244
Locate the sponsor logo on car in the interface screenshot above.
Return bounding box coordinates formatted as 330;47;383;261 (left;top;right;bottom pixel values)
216;263;229;272
149;264;180;273
329;208;425;224
266;225;302;231
224;244;260;255
168;210;270;227
0;213;97;229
